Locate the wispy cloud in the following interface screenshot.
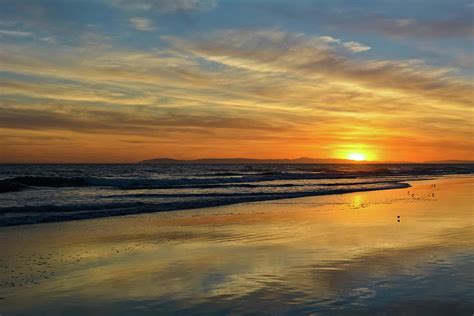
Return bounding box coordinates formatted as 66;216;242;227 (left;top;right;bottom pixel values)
0;29;32;37
113;0;218;12
169;29;471;105
129;18;156;31
342;41;371;53
253;2;474;39
368;14;474;39
319;36;371;53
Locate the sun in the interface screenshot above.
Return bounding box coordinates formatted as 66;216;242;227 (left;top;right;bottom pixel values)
348;153;366;161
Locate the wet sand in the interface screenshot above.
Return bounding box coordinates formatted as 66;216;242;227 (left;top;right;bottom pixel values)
0;176;473;315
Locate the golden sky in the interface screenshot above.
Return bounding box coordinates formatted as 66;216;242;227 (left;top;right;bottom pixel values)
0;0;473;162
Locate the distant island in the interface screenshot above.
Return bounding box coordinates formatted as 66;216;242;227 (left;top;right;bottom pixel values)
140;157;353;164
139;157;474;164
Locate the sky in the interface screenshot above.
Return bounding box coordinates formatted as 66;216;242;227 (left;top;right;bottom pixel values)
0;0;473;163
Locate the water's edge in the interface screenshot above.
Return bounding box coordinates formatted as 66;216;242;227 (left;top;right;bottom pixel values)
0;181;411;227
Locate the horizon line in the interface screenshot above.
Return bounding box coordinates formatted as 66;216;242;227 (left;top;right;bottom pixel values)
1;157;473;164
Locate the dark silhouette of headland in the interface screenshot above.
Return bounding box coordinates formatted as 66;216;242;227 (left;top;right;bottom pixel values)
140;157;357;164
139;157;474;164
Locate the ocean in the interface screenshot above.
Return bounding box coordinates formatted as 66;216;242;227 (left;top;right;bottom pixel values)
0;163;473;226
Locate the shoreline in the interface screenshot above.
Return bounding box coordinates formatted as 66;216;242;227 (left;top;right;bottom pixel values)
1;174;472;228
0;179;412;227
1;175;471;236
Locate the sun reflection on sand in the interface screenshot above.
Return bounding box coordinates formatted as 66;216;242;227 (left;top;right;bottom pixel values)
350;195;366;209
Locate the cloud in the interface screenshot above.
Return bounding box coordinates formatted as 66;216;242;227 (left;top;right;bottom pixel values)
0;0;102;39
370;14;474;39
169;29;472;105
0;44;211;89
253;2;474;39
342;41;371;53
0;105;288;136
40;36;56;44
129;18;156;31
0;78;154;106
395;19;414;27
0;29;32;37
113;0;218;12
343;13;474;39
319;36;370;53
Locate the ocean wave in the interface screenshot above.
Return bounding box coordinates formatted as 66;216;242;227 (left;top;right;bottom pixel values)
0;180;31;193
2;176;89;188
0;174;321;191
0;167;468;193
0;181;410;226
0;174;403;192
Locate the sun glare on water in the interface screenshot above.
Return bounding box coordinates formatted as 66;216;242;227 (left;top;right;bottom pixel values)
348;153;366;161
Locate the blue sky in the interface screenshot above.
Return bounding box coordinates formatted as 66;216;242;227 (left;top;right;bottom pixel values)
0;0;473;162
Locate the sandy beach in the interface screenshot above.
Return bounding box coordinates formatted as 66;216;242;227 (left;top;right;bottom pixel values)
0;176;473;315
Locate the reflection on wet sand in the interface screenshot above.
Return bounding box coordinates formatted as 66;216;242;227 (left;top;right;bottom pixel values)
0;177;473;314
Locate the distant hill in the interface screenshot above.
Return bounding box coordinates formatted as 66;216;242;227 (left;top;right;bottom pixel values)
138;157;396;164
140;157;355;164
